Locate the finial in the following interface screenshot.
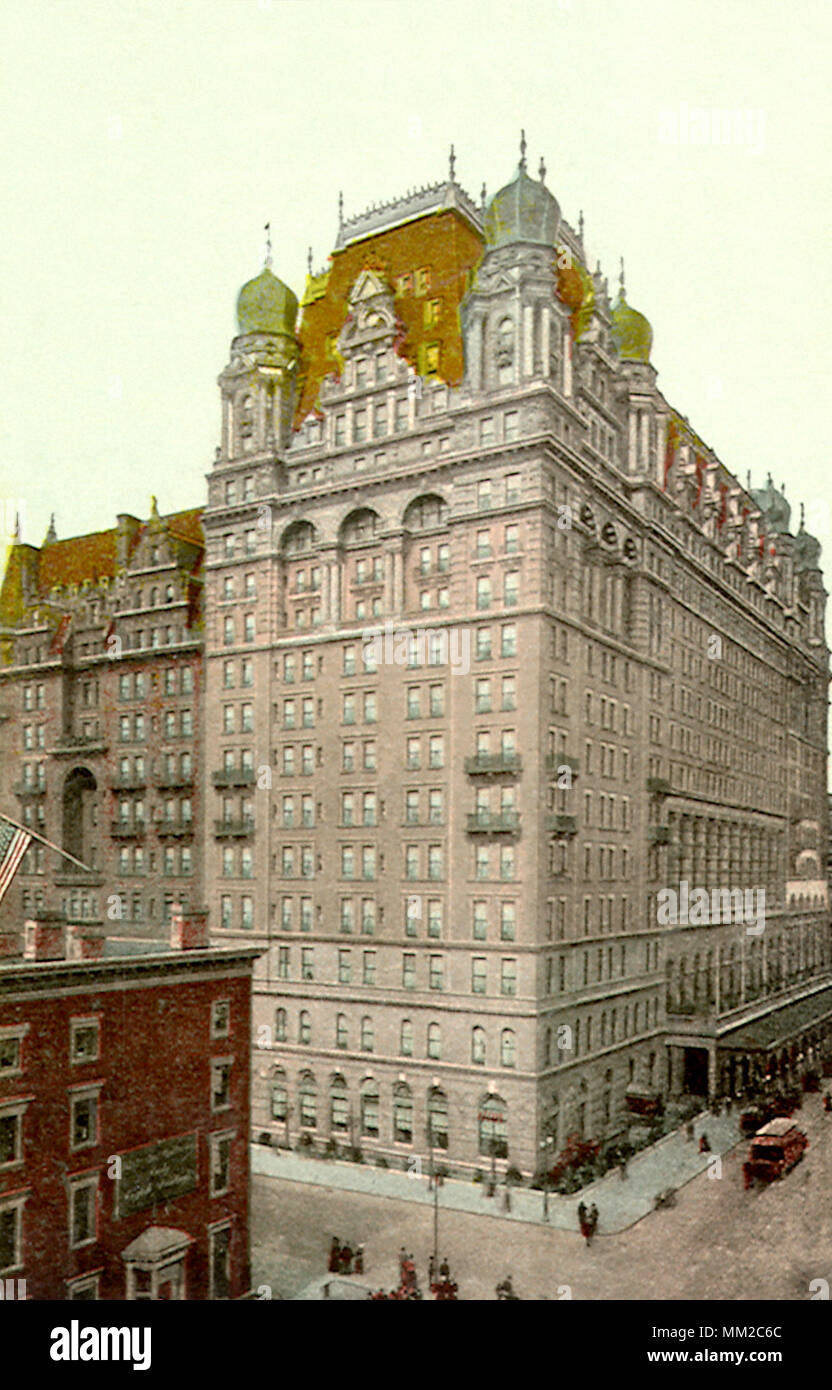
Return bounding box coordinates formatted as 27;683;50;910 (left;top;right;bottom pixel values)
619;256;626;294
800;501;805;531
449;144;456;182
538;156;546;182
13;511;20;542
307;246;313;275
579;209;584;239
44;513;56;544
519;128;527;171
338;191;344;226
480;182;487;212
264;222;272;269
150;495;159;519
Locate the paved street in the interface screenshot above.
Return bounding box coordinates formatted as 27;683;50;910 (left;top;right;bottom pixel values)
251;1093;832;1299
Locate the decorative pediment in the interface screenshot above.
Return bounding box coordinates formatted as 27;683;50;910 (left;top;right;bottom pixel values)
337;270;398;355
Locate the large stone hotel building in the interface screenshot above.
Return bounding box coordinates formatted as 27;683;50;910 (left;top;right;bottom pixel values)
1;143;830;1178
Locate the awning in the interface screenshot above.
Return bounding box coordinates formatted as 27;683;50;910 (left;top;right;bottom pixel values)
717;984;832;1054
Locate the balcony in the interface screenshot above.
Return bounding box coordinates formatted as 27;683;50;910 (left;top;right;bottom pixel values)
212;768;256;788
547;814;577;837
464;752;522;776
50;733;108;758
647;777;671;797
156;772;195;790
157;819;195;839
54;868;105;888
13;781;46;797
649;825;672;845
110;820;147;839
213;817;254;838
545;754;580;777
466;811;521;834
110;774;147;790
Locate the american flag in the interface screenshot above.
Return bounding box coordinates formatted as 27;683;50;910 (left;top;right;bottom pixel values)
0;817;31;903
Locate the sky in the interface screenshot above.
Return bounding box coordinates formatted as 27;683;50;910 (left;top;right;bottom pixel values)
1;0;831;554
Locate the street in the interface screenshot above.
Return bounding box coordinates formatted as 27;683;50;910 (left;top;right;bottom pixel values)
251;1093;832;1300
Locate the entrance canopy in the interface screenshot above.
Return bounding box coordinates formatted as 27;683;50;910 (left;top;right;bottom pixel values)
717;985;832;1054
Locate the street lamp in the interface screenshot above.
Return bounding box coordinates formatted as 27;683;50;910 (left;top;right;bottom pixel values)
539;1135;554;1220
426;1097;440;1280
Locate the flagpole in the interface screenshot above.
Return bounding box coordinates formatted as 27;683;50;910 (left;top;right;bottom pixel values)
0;810;93;874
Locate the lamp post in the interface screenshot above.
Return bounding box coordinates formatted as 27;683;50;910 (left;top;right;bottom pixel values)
540;1135;554;1220
426;1106;439;1279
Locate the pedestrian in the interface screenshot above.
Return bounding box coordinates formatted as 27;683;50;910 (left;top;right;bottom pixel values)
354;1243;364;1275
619;1157;628;1180
328;1237;340;1273
685;1119;695;1142
699;1133;711;1154
542;1186;549;1221
589;1203;598;1240
439;1258;450;1282
503;1185;512;1212
577;1200;587;1229
399;1245;407;1277
340;1242;353;1275
428;1254;436;1285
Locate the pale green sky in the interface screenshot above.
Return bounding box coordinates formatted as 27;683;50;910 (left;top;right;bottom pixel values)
1;0;831;552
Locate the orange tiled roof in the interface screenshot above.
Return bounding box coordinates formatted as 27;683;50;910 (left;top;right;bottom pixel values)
295;207;484;427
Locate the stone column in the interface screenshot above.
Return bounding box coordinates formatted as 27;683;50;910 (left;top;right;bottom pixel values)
523;303;534;378
469;317;483;392
541;306;551;379
628;410;637;472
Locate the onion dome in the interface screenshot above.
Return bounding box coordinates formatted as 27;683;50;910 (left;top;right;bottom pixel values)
610;272;653;363
794;504;821;569
484;132;560;249
236;265;298;337
750;473;791;535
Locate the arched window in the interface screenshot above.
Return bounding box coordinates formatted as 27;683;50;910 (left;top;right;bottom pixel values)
330;1074;349;1133
360;1079;379;1138
281;520;317;555
393;1082;413;1144
403;494;448;532
472;1026;486;1065
496;316;515;386
274;1008;287;1043
427;1022;441;1060
270;1068;287;1122
298;1010;311;1045
500;1028;516;1068
427;1087;448;1150
298;1072;316;1128
478;1094;507;1157
340;508;380;546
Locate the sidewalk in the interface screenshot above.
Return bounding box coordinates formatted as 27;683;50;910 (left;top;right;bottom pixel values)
252;1108;743;1235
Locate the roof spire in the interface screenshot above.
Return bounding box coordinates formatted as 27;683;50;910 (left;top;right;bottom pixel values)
44;513;56;545
448;143;456;182
13;511;20;542
338;191;344;226
519;128;527;171
480;182;487;214
307;246;313;275
264;222;272;269
538;155;546;182
579;209;584;239
619;256;626;295
800;501;806;531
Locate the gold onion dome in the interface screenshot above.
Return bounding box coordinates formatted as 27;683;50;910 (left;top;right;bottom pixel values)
236;265;298;337
484;133;560;249
610;284;653;363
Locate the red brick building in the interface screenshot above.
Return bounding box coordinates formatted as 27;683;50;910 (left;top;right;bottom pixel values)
0;909;258;1299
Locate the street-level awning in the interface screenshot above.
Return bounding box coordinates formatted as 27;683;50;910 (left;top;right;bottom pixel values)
717;984;832;1054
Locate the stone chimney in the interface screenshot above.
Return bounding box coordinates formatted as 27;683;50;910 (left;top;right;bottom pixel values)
115;514;141;568
170;903;209;950
67;921;106;961
23;913;66;961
